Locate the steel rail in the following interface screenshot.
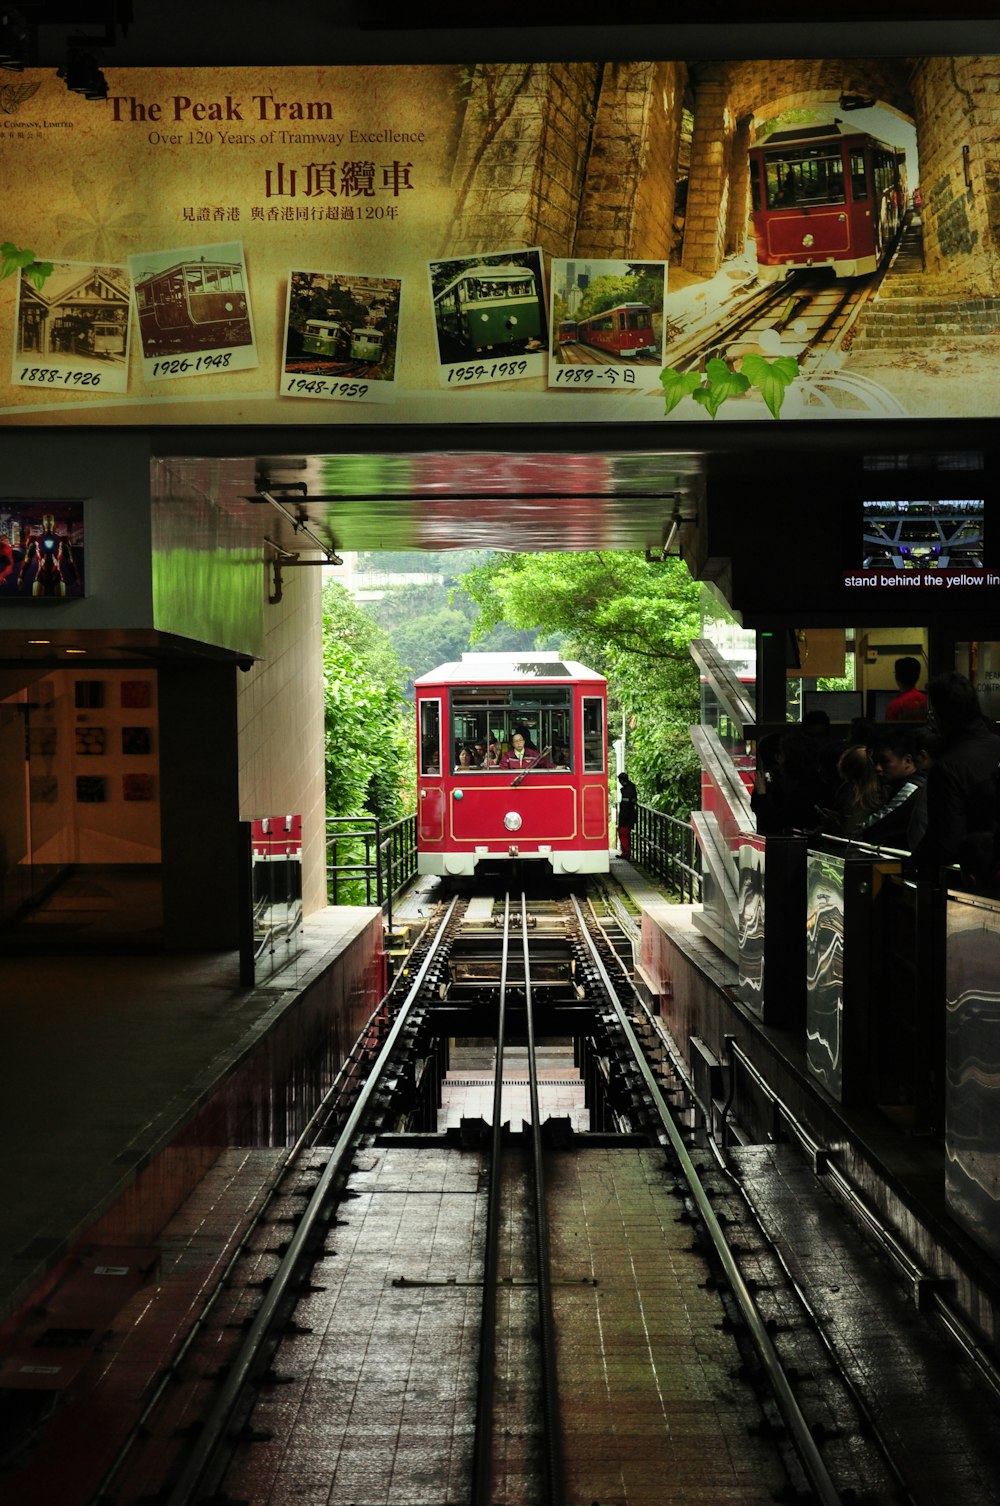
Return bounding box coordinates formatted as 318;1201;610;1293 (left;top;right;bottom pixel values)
471;891;512;1506
569;894;844;1506
163;895;461;1506
725;1037;1000;1409
522;892;566;1506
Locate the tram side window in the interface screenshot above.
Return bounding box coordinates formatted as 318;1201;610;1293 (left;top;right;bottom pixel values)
420;700;441;775
750;165;761;214
582;697;605;773
850;150;868;201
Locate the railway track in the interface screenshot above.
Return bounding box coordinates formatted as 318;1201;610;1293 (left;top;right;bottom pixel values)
77;887;1000;1506
664;269;876;375
556;343;660;367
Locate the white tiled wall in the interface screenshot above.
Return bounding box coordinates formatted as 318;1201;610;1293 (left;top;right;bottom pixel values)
236;563;327;916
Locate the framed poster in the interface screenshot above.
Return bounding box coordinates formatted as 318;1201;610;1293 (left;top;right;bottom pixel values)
0;500;85;600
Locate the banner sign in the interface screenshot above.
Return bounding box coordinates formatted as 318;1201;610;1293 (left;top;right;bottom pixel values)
0;60;994;426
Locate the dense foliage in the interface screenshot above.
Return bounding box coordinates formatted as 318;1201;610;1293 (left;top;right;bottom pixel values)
458;551;703;815
360;551;546;694
322;579;413;824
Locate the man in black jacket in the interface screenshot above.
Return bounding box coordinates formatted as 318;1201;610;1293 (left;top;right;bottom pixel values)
861;729;928;851
616;772;638;859
911;673;1000;881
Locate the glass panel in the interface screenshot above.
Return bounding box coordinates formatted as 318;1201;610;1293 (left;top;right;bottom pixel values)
420;699;441;775
850;149;868;200
583;696;605;772
250;814;303;985
765;146;845;209
450;685;573;770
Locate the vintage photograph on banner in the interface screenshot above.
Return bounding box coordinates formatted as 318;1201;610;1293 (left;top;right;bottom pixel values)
548;259;666;393
428;248;547;390
12;261;131;396
128;240;258;380
280;269;402;405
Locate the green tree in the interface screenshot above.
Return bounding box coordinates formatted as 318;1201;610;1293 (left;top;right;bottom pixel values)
393;605;472;692
576;273;641;321
458;551;702;814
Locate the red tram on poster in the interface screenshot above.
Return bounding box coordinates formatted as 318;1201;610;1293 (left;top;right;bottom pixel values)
748;123;907;280
415;653;610;878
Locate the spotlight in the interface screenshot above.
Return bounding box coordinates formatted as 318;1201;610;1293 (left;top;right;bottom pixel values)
58;46;108;101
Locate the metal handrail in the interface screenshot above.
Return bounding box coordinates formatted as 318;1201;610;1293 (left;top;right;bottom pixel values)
326;813;418;927
632;802;703;903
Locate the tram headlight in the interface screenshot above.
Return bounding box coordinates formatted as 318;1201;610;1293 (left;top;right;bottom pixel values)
503;811;523;832
801;233;815;248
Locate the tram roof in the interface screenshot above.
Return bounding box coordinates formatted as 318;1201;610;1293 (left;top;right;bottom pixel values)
416;652;604;686
755;120;897;150
434;264;535;301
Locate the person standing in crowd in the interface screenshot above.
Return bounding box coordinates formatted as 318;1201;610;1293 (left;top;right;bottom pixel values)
752;729;827;836
886;656;928;722
912;672;1000;880
860;729;928;850
616;771;638;859
827;744;883;838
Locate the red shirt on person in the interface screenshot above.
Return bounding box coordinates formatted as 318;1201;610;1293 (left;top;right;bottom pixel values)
887;687;928;722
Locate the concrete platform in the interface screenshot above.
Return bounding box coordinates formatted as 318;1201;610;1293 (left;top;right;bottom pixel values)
0;905;383;1330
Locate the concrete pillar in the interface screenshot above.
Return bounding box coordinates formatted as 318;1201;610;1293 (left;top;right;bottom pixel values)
159;661;243;950
681;66;734;278
448;62;602;255
575;60;685;262
756;630;789;726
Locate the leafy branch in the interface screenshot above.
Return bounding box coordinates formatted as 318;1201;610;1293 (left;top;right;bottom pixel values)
661;352;799;420
1;242;54;291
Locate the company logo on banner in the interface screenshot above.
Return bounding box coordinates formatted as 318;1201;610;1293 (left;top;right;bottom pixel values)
0;60;995;426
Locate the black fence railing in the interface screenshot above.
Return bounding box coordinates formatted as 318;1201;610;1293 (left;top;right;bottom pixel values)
326;813;418;930
633;803;702;903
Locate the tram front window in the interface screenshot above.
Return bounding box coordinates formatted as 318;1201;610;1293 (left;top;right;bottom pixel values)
451;685;573;769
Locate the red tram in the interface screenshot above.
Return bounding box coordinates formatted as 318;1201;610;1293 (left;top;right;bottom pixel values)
748;123;907;281
576;302;655;358
415;653;609;878
556;319;578;344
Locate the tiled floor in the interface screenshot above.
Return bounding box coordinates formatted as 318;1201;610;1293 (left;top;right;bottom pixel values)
2;1146;289;1506
218;1141;788;1506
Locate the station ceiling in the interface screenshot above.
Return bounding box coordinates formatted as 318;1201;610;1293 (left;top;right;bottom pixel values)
154;417;991;564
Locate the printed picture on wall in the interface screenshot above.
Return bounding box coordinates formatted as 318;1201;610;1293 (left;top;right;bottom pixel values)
280;269;402;405
0;499;85;600
548;259;666;392
428;248;547;389
0;59;996;425
12;260;132;397
128;240;258;380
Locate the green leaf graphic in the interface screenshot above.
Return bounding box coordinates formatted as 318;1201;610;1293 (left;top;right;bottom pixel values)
660;367;703;417
740;353;799;418
23;261;54;291
695;359;749;418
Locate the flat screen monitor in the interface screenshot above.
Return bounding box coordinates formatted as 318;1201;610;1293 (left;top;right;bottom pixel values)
846;498;988;592
802;690;864;723
867;689;901;722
